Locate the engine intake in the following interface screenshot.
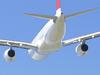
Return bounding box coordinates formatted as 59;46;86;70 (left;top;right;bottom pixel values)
8;49;15;57
4;48;15;62
76;43;88;56
81;43;88;52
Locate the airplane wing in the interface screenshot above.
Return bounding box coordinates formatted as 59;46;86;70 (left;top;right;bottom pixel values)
0;39;37;49
62;32;100;46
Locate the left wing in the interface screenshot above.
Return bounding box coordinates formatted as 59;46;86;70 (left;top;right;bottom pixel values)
62;32;100;46
0;40;37;49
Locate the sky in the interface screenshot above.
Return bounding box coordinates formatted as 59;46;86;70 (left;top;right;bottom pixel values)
0;0;100;75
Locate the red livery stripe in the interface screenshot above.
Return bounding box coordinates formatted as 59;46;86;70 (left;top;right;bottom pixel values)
56;0;60;10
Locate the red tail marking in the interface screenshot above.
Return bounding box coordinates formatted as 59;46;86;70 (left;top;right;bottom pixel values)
56;0;60;10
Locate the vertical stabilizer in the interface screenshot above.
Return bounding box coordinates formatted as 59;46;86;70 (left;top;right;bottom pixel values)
56;0;61;10
56;0;62;16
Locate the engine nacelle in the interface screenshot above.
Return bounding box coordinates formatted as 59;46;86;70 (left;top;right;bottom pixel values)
75;43;88;56
4;48;15;62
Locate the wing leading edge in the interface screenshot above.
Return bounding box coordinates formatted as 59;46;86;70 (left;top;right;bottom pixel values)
62;32;100;46
0;40;37;49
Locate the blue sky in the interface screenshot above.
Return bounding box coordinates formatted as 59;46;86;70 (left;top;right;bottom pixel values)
0;0;100;75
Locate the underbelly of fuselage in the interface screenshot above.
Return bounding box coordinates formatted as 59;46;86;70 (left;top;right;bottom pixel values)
38;18;65;54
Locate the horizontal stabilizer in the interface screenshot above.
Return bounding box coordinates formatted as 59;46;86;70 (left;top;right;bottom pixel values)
64;8;98;19
25;13;56;20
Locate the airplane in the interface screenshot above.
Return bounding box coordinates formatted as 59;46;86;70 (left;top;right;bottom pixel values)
1;0;100;62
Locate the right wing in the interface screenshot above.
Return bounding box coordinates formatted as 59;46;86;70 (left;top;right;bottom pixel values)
0;39;37;49
62;32;100;46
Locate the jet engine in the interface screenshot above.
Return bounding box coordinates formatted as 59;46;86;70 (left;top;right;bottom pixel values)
4;48;15;62
75;42;88;56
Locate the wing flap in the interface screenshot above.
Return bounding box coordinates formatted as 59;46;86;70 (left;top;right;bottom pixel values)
62;32;100;46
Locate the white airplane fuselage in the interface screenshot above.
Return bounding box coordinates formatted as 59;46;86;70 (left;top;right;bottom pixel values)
28;9;66;60
39;14;65;53
31;9;65;53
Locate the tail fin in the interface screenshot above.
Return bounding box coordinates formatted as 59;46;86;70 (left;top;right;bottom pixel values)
56;0;61;10
56;0;62;16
